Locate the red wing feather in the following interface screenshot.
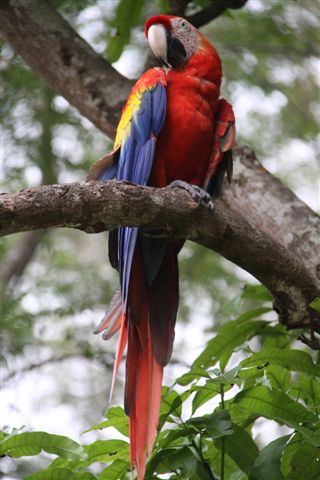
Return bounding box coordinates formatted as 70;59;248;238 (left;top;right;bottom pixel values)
202;98;235;192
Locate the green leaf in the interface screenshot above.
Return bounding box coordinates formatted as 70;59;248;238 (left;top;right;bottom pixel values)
280;432;302;477
85;439;129;463
176;367;211;386
262;324;292;349
241;348;319;375
249;435;291;480
265;365;291;392
191;368;239;413
159;388;190;428
215;424;259;474
232;386;319;445
192;381;222;414
26;469;96;480
241;284;272;302
194;461;219;480
188;410;233;439
238;365;264;380
83;406;129;437
0;432;86;461
229;472;248;480
193;309;270;371
98;459;130;479
310;297;320;312
297;425;320;448
106;0;145;63
158;426;198;449
289;439;320;479
148;446;199;476
289;375;320;412
203;440;248;480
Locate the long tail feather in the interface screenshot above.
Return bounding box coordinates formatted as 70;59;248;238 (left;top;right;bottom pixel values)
93;287;122;338
124;249;165;480
127;316;163;479
97;246;177;479
109;316;127;402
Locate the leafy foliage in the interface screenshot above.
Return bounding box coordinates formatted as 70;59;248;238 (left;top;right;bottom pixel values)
2;291;319;478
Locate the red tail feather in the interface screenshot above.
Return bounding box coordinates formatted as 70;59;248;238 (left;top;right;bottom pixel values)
127;317;163;479
124;250;164;479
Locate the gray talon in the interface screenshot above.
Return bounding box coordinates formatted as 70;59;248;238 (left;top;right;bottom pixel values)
167;180;214;210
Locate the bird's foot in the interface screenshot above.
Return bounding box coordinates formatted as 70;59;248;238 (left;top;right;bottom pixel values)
167;180;214;210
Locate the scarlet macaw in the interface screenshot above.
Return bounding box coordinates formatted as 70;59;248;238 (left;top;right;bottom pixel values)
88;14;235;479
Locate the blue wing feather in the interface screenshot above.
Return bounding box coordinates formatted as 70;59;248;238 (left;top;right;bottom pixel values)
115;80;167;311
99;164;118;181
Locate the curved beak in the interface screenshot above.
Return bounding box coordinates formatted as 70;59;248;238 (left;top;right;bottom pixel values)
147;24;187;68
147;24;169;66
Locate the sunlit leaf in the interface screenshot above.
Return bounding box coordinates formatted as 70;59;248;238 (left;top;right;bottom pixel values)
192;381;222;414
193;309;270;371
82;406;128;437
159;388;191;428
98;459;130;479
310;297;320;313
0;432;86;461
176;367;211;386
85;439;129;463
26;469;96;480
241;348;319;375
241;285;272;302
106;0;145;63
265;365;291;391
288;375;320;412
232;386;319;445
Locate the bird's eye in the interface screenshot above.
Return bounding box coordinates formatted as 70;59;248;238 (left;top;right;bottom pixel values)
180;21;188;29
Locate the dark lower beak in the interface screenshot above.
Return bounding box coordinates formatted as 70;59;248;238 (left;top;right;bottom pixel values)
165;31;187;68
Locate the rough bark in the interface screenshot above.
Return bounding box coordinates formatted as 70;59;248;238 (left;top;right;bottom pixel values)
1;176;319;341
0;0;133;138
224;147;320;280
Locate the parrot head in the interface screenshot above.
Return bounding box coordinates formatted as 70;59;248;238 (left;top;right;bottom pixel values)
145;15;222;83
145;15;198;68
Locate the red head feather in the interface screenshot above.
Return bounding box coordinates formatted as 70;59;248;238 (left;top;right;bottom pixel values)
144;15;174;37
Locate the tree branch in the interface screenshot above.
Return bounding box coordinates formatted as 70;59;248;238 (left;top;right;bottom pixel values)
224;147;320;279
168;0;190;16
1;174;319;342
187;0;249;28
0;0;133;138
1;1;319;346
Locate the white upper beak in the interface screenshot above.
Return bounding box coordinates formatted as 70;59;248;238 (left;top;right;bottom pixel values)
147;24;168;63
